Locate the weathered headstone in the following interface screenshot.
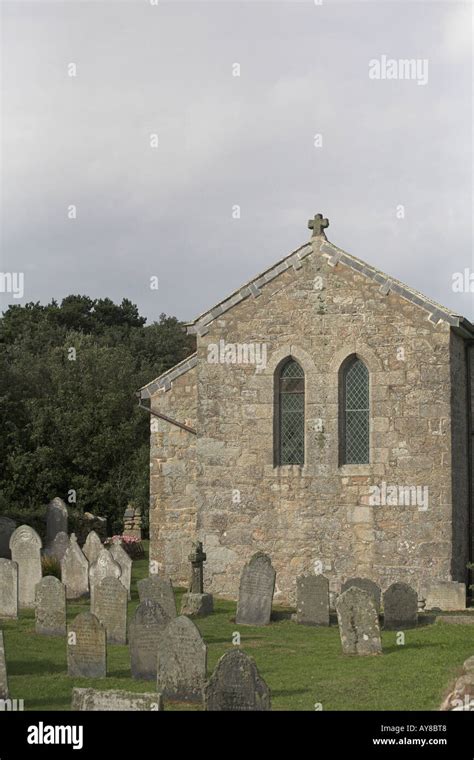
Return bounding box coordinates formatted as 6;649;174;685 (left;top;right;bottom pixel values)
235;552;275;626
137;576;177;619
45;531;69;562
383;582;418;630
204;649;271;711
110;543;132;600
9;525;42;608
35;576;66;636
91;576;127;645
341;577;381;614
129;600;170;680
0;517;16;559
89;548;121;608
46;497;68;548
296;574;330;626
0;560;18;620
82;531;102;565
61;534;89;599
421;581;466;611
0;631;8;699
67;612;106;678
180;541;214;618
156;616;207;702
336;587;382;655
72;688;163;711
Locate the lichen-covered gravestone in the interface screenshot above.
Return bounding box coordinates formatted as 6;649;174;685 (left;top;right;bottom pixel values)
72;688;163;711
235;552;275;626
110;543;132;600
137;576;177;619
82;531;102;565
296;574;330;626
61;534;89;600
129;600;170;680
0;517;16;559
336;586;382;655
35;576;66;636
46;531;69;562
341;577;381;614
89;548;121;608
45;497;68;549
67;612;106;678
156;616;207;702
0;630;8;699
9;525;42;608
91;576;127;644
204;649;271;711
0;560;18;620
383;582;418;630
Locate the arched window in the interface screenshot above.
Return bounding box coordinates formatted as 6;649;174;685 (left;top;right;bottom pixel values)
276;358;305;466
341;357;369;464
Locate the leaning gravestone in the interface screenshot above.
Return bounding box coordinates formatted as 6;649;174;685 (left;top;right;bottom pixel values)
91;577;127;645
9;525;42;608
61;534;89;599
137;576;177;619
336;586;382;655
156;616;207;702
72;688;163;711
45;531;69;562
0;559;18;620
0;630;8;699
110;543;132;600
341;577;381;614
296;574;330;626
67;612;106;678
129;600;170;680
35;576;66;636
46;497;68;549
235;552;275;626
89;549;121;608
204;649;271;711
82;531;102;565
383;582;418;630
0;517;16;559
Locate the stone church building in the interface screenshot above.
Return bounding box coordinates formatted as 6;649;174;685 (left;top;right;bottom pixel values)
140;215;474;605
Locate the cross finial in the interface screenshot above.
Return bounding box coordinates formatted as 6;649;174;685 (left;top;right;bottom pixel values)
308;213;329;238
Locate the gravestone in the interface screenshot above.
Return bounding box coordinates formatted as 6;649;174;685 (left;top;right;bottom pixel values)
235;552;275;626
110;543;132;600
91;576;127;645
129;600;170;680
0;517;16;559
9;525;42;608
180;541;214;618
0;560;18;620
67;612;106;678
204;649;271;711
72;688;163;711
296;574;330;626
61;534;89;599
45;531;69;562
383;582;418;630
137;576;177;619
341;577;381;614
35;576;66;636
82;531;102;565
89;549;121;608
421;581;466;611
336;586;382;655
0;631;8;700
46;497;68;548
156;616;207;702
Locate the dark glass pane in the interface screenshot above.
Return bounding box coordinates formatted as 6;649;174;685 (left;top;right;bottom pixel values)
279;360;304;465
344;359;369;464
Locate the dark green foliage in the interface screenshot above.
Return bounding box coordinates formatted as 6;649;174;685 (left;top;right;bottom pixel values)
0;297;195;535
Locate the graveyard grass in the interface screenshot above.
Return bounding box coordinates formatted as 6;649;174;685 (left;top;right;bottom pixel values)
3;544;474;711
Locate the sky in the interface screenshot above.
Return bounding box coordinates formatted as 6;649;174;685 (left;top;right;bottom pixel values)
1;0;473;323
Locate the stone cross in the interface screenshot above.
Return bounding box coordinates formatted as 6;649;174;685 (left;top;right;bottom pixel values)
308;213;329;237
188;541;206;594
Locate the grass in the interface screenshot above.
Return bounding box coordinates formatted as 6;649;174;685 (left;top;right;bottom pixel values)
2;543;474;711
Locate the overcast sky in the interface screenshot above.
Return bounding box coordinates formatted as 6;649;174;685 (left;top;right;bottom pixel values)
1;0;473;323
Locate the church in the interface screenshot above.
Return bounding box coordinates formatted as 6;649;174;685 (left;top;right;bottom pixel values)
140;215;474;605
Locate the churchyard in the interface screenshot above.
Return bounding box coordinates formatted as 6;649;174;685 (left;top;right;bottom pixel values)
1;524;473;711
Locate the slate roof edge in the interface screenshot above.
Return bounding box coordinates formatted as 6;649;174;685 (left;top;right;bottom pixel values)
139;353;198;398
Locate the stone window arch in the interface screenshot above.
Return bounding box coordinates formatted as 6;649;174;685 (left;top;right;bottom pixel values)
275;357;305;466
339;355;370;465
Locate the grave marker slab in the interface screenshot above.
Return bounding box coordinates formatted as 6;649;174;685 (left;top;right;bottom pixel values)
46;531;69;562
137;576;177;619
336;587;382;655
296;574;330;626
0;560;18;620
9;525;42;608
61;534;89;599
89;549;121;608
383;582;418;630
72;688;163;711
110;543;132;600
341;577;381;613
235;552;275;626
156;616;207;702
91;576;127;645
82;531;102;565
67;612;106;678
35;576;66;636
204;649;271;711
46;497;68;548
421;581;466;611
129;600;170;681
